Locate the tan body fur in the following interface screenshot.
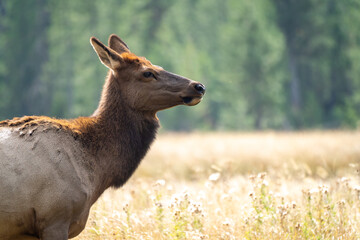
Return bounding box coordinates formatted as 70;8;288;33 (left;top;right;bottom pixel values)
0;34;205;239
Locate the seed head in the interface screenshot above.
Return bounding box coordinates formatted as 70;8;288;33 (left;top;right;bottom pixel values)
208;172;221;182
155;179;166;187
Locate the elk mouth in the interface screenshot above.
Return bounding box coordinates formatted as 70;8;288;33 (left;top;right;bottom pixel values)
182;97;193;104
181;96;203;106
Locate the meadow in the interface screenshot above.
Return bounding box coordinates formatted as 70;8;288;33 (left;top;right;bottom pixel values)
74;131;360;239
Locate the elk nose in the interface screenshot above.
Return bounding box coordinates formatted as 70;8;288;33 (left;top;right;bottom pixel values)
194;83;206;94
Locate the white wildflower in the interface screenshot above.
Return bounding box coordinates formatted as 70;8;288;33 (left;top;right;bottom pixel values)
208;172;221;182
155;179;166;186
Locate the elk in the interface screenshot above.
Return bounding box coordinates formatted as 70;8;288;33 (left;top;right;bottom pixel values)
0;34;205;240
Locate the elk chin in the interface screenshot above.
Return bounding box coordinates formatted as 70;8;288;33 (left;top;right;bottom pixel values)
181;96;202;106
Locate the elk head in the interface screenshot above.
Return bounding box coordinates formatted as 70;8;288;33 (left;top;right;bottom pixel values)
90;34;205;114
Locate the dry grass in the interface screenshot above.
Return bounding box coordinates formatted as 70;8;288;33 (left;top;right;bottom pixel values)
74;131;360;239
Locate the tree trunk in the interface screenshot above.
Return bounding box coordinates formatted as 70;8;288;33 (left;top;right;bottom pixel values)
287;47;301;112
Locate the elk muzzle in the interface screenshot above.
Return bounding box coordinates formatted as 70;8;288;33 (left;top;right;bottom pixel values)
181;82;206;106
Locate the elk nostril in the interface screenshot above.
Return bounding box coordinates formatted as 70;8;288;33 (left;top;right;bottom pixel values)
194;83;206;94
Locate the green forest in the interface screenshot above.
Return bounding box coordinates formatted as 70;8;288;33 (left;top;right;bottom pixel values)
1;0;360;131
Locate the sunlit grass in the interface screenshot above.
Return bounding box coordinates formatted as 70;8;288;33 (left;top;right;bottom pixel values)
74;131;360;239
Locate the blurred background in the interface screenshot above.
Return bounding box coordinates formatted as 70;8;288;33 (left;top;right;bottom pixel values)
1;0;360;131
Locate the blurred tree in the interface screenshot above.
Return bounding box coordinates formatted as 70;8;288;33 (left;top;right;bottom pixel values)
0;0;50;118
0;0;7;119
224;0;287;129
43;0;100;118
273;0;360;128
329;0;360;128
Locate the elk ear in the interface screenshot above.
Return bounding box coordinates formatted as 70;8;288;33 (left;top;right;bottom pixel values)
90;37;122;70
108;34;130;54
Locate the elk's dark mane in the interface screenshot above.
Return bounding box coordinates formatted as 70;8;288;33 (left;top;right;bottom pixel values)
88;72;160;188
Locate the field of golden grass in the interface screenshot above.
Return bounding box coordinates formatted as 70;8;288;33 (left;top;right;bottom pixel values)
74;131;360;239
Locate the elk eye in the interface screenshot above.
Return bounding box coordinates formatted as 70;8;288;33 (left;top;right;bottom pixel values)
143;72;155;78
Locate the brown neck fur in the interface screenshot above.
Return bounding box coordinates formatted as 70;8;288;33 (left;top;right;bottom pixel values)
0;71;160;192
85;72;160;189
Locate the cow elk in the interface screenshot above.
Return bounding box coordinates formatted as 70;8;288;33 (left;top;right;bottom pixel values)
0;34;205;240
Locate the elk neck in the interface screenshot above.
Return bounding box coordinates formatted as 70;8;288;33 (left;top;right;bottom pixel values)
82;72;159;191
